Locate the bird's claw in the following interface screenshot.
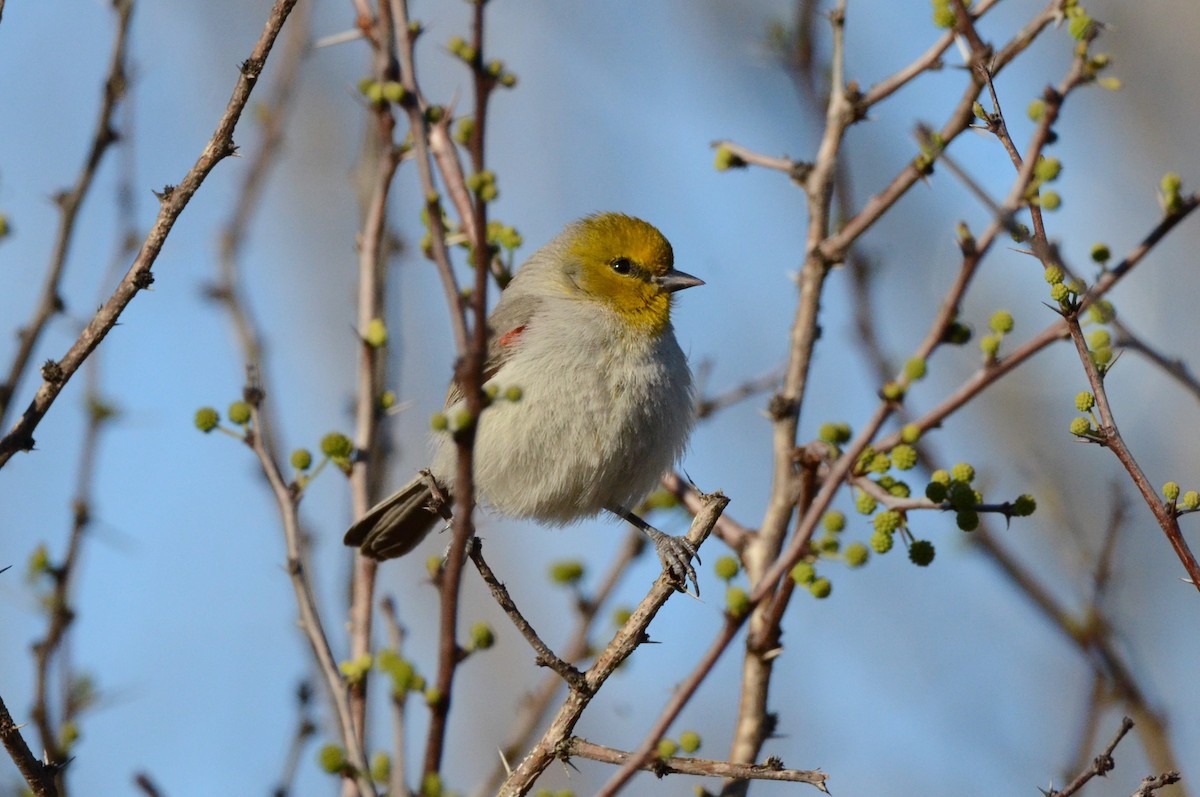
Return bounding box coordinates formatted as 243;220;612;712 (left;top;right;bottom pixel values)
647;528;701;596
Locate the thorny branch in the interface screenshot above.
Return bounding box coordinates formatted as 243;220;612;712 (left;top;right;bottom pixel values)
0;0;302;468
1;692;58;797
0;0;133;429
569;738;826;789
496;492;728;797
1047;716;1133;797
244;386;376;797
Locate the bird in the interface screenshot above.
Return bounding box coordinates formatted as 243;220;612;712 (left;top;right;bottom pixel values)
344;213;704;591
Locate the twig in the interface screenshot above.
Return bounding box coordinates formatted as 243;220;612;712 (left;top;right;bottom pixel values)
0;0;302;468
1;692;58;797
475;529;646;797
1063;312;1200;589
817;0;1061;264
133;773;165;797
380;597;410;797
594;614;743;797
244;383;376;797
496;492;728;796
1048;716;1133;797
568;737;827;789
272;681;316;797
663;470;752;553
347;0;403;750
696;370;781;420
1131;772;1182;797
468;540;584;687
422;0;499;780
0;0;132;428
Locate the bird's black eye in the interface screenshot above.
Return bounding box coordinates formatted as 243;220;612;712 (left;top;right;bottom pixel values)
610;257;633;275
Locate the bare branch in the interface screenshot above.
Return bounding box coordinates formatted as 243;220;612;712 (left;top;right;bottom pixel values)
496;492;728;796
1048;717;1133;797
0;0;133;427
0;0;302;468
568;737;827;789
1;692;58;797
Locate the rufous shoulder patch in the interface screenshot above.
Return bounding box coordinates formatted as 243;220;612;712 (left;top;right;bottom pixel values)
497;325;526;348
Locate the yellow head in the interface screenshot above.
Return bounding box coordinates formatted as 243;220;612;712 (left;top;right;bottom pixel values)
560;213;703;337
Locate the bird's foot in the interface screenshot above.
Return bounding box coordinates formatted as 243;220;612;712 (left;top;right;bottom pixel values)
644;525;700;596
608;504;700;595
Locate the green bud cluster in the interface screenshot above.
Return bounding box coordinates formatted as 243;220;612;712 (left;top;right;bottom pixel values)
1160;172;1185;215
818;421;853;444
980;311;1013;361
318;744;348;775
422;772;443;797
869;530;894;554
320;432;354;464
1011;494;1037;516
454;117;476;146
844;542;870;568
877;475;911;498
548;560;585;585
713;145;747;172
822;511;847;532
873;510;902;534
377;649;426;697
715;555;740;581
808;577;832;599
679;730;702;754
790;561;816;585
194;406;220;433
447;35;477;63
466;170;498;202
930;0;958;28
913;131;945;175
227;400;252;425
725;586;750;617
908;539;936;566
371;752;391;784
1065;3;1095;41
956;509;980;531
943;321;972;345
486;219;523;250
338;653;373;685
364;318;388;348
468;621;495;651
989;310;1014;335
890;444;918;471
358;78;407;106
1084;302;1116;369
854;490;877;516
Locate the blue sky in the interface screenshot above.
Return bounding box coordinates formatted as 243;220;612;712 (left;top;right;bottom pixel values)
3;1;1199;795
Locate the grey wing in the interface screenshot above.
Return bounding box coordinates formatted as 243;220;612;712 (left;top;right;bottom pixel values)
444;291;545;407
344;474;449;560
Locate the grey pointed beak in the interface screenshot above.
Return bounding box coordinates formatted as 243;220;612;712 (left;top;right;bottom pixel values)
658;268;705;293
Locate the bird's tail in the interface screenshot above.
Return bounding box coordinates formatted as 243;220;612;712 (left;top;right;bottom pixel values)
344;474;451;560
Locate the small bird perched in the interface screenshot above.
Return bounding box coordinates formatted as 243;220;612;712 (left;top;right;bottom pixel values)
344;213;703;591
